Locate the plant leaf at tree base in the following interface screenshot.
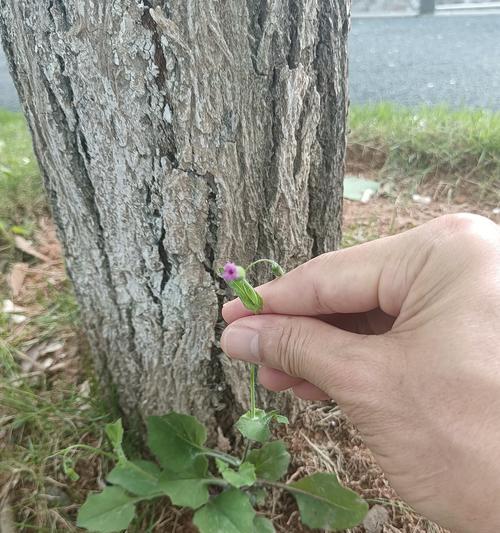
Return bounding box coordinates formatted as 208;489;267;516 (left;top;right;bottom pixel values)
253;515;275;533
147;413;208;473
289;472;369;530
247;441;290;482
107;460;160;497
76;486;136;533
236;408;288;443
193;488;256;533
216;459;256;488
158;467;210;508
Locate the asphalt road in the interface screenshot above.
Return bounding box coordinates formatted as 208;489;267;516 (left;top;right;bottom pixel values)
1;13;500;111
349;13;500;109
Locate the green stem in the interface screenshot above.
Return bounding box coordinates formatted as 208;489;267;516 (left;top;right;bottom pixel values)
256;479;358;512
204;478;229;487
47;444;115;461
250;364;256;418
245;259;278;272
241;439;251;463
200;449;241;467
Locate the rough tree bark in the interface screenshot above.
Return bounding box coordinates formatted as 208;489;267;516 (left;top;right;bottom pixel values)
0;1;349;430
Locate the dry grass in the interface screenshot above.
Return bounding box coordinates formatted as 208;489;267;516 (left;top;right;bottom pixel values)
0;219;114;532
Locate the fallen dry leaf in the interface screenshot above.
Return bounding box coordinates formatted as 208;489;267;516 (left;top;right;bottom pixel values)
216;427;231;453
2;299;28;314
10;314;26;324
0;498;15;533
14;236;51;262
8;262;29;298
363;504;390;533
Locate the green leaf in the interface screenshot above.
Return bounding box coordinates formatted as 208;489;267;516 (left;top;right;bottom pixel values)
253;516;275;533
228;279;263;313
107;460;160;497
10;225;29;236
288;473;368;530
62;457;80;481
235;409;288;443
158;466;210;509
76;486;136;533
147;413;207;474
105;419;123;448
105;419;125;461
193;489;255;533
271;413;289;424
216;459;256;488
249;487;267;506
247;441;290;482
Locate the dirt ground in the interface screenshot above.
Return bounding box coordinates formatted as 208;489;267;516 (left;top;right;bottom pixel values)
4;188;498;532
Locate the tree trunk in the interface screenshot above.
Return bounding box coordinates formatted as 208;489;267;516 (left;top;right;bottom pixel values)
0;0;349;430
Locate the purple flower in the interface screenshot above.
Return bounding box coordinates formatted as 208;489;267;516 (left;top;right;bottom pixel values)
222;262;243;282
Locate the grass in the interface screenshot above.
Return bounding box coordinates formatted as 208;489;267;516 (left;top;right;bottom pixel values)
348;103;500;202
0;108;44;227
0;108;113;530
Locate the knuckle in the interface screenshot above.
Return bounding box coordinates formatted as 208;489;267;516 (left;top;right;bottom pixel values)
436;213;499;247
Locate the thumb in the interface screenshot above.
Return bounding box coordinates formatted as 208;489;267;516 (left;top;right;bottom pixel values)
221;314;395;409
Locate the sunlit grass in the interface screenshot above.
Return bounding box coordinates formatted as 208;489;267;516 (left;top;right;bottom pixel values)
348;103;500;201
0;108;44;227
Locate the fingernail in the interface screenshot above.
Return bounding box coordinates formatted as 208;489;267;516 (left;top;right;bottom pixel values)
221;326;260;363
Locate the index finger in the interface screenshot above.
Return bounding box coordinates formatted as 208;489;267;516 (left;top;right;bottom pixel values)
222;224;431;324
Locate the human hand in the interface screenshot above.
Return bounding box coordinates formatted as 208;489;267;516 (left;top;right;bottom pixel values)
221;214;500;533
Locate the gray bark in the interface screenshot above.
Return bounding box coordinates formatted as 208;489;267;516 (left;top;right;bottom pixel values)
0;0;349;430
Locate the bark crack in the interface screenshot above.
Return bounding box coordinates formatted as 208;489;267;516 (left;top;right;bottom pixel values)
245;0;268;76
176;167;239;435
158;220;172;292
141;4;167;89
287;0;301;69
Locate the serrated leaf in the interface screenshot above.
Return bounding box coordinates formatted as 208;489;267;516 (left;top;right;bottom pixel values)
147;413;207;474
76;486;136;533
228;279;263;313
216;459;256;488
253;516;275;533
158;466;210;509
235;409;288;443
247;441;290;482
193;488;255;533
288;473;368;530
107;460;160;497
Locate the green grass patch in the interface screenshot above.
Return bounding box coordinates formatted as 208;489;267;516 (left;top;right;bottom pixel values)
0;108;44;227
348;103;500;201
